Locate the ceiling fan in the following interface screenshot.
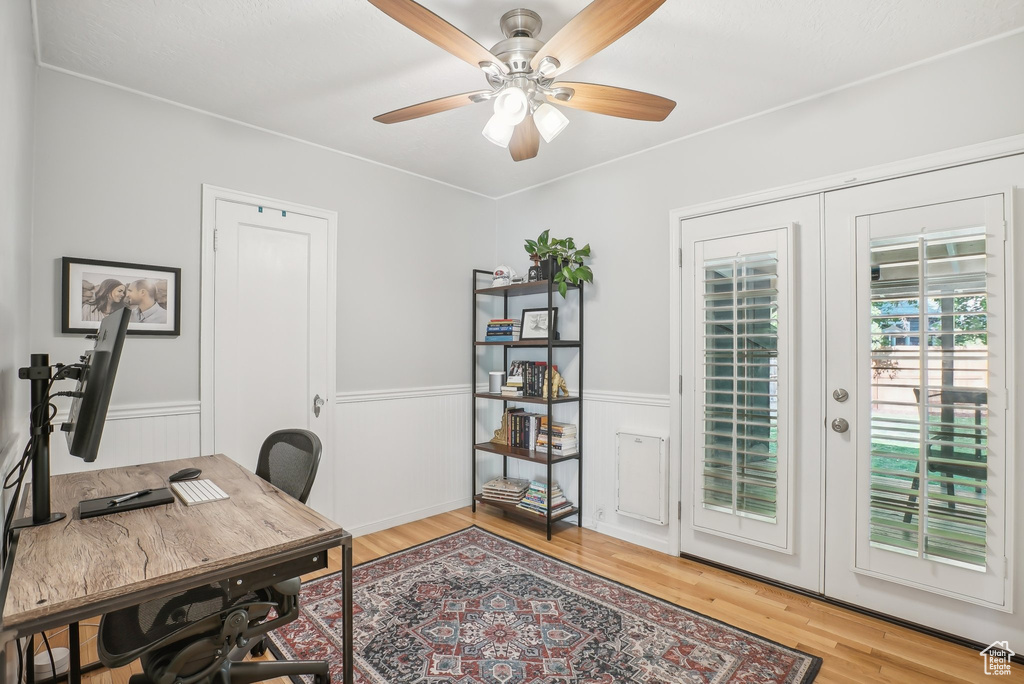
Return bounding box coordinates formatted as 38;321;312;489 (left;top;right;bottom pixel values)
368;0;676;161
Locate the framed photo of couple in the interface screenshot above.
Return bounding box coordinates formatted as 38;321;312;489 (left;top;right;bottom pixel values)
62;257;181;336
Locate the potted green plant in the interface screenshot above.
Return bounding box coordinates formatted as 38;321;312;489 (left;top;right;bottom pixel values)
524;229;593;297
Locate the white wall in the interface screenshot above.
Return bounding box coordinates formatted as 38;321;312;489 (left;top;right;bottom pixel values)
20;30;1024;551
32;69;494;403
494;32;1024;550
30;69;494;525
0;0;37;529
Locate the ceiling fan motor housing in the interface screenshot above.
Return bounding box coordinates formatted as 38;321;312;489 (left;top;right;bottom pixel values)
491;9;543;74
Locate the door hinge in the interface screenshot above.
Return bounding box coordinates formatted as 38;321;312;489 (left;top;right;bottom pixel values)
213;229;218;252
679;375;683;394
677;500;682;520
679;247;683;267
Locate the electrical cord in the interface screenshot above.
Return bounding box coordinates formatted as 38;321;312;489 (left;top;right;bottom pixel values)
39;630;56;681
2;363;82;552
2;361;92;681
33;623;101;654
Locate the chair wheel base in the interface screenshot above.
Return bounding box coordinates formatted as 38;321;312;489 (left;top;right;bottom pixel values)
249;637;268;658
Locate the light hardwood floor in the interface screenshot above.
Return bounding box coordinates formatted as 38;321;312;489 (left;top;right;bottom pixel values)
58;506;1018;683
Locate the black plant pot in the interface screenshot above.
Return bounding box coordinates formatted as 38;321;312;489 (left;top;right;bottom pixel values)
541;258;570;281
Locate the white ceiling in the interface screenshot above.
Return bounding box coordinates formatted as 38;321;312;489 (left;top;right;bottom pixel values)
36;0;1024;197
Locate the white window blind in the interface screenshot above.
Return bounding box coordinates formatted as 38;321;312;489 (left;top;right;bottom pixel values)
702;253;779;520
692;227;792;551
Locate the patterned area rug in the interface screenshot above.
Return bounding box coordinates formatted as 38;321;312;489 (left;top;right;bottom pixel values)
268;526;821;683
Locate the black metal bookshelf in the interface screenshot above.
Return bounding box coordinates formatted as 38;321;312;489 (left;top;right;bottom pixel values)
471;257;584;540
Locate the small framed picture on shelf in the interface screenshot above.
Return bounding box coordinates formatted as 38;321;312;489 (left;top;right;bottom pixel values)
520;307;557;340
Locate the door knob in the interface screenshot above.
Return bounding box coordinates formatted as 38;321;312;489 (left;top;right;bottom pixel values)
313;394;325;418
831;417;849;433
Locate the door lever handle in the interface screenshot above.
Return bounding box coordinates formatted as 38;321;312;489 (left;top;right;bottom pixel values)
313;393;325;418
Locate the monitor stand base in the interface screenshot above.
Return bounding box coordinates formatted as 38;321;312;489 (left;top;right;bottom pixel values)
10;512;67;532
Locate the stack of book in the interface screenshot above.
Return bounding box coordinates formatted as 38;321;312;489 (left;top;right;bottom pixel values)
485;319;520;342
536;418;578;456
507;361;555;397
501;409;544;449
481;477;531;504
504;360;525;396
517;481;574;517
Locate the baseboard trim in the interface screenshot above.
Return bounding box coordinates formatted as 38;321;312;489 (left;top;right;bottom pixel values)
335;385;471;404
582;517;672;554
346;498;472;537
677;550;1024;665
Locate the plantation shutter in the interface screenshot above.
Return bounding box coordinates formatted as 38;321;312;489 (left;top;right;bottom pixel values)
692;227;792;551
852;193;1008;607
868;228;991;569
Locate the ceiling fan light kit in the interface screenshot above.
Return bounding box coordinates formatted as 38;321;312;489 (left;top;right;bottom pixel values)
482;114;516;148
368;0;676;161
533;103;569;143
492;85;530;126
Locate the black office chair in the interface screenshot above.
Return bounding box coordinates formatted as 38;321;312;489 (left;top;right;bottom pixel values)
255;429;322;505
97;429;327;684
97;579;328;684
247;429;322;657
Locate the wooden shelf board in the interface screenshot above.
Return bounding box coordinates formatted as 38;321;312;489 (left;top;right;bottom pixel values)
473;495;579;525
475;280;579;298
474;392;580;405
474;441;580;464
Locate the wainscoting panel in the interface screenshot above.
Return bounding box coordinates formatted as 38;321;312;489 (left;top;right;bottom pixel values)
335;386;472;536
35;389;671;554
580;392;671;552
49;402;202;475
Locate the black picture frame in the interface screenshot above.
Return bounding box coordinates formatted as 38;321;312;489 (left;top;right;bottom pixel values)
520;307;558;340
61;257;182;336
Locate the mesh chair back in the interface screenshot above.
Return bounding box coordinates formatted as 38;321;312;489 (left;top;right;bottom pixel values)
99;582;258;665
256;429;322;504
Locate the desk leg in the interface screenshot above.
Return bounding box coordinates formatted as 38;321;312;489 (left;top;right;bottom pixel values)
343;543;353;684
26;636;33;684
68;623;80;684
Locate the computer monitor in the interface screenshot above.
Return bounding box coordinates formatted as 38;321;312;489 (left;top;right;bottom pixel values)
63;307;132;462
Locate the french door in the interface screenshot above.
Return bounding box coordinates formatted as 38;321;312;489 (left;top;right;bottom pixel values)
680;195;824;591
679;154;1023;645
824;157;1021;646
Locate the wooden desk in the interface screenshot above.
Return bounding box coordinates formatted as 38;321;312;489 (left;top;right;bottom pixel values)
1;454;352;684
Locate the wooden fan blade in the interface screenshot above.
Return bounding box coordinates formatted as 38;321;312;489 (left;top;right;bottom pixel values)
509;116;540;161
374;90;491;124
530;0;665;77
550;82;675;121
368;0;507;74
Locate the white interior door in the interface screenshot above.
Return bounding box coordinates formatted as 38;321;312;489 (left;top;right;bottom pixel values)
824;156;1023;646
212;199;333;516
679;195;824;591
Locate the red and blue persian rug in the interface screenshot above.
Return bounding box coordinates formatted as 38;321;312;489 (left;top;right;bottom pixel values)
268;526;821;683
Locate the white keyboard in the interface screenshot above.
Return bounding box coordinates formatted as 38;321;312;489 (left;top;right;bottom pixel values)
171;479;229;506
